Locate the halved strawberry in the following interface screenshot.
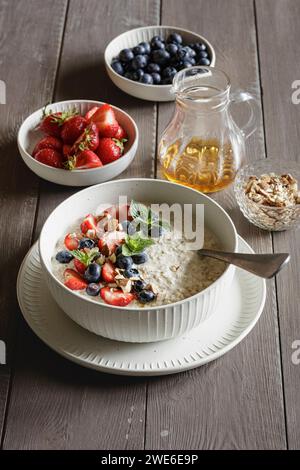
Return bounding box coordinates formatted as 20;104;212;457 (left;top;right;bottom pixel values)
85;106;99;121
100;287;134;306
64;233;80;250
61;115;88;144
32;136;63;157
114;125;128;141
64;268;88;290
101;261;116;283
89;104;119;137
70;149;103;170
81;214;97;234
34;148;63;168
96;137;124;164
74;258;87;275
70;123;99;154
116;204;133;222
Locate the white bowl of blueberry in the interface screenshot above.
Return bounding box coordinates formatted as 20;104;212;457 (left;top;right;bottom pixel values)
104;25;216;102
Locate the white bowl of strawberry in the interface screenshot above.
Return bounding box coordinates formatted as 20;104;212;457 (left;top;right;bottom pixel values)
18;100;138;186
39;179;237;343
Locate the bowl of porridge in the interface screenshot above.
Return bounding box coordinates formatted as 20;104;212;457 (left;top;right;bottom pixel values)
39;179;238;342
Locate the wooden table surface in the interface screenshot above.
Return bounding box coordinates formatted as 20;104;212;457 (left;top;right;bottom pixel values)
0;0;299;450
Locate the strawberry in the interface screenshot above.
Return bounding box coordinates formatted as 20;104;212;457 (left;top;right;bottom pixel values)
62;144;72;159
80;214;97;234
40;109;77;137
116;204;133;222
32;136;63;157
34;148;63;168
61;115;88;144
114;125;128;141
64;233;80;250
74;258;87;275
89;104;119;137
85;106;99;121
101;261;116;283
66;150;103;170
100;287;134;306
70;123;100;154
97;138;125;165
98;230;125;255
64;268;88;290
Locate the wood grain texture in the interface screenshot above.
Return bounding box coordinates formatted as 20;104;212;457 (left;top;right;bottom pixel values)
2;0;160;450
147;0;286;450
0;0;68;445
255;0;300;449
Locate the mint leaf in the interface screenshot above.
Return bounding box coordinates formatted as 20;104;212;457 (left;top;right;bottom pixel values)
71;248;99;266
122;232;155;256
130;200;149;223
158;219;170;231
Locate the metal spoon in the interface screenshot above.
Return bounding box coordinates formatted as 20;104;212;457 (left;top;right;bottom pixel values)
198;249;290;278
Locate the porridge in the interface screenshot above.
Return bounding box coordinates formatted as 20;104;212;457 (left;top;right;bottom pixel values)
51;201;226;307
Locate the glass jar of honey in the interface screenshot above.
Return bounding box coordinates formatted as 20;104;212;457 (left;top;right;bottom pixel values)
158;67;259;193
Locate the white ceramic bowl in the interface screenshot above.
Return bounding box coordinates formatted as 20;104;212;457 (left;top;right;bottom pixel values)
39;179;238;343
105;26;216;102
18;100;139;187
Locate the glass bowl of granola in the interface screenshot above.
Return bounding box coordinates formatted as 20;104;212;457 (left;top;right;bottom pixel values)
234;159;300;231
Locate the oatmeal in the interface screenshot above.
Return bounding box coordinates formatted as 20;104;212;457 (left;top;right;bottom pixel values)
51;202;226;307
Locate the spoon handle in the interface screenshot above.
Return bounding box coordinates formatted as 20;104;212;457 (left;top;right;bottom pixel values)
198;250;290;279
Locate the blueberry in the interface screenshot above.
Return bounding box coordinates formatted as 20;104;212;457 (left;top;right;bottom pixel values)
124;268;139;278
198;58;211;66
166;43;178;56
111;61;124;75
185;46;196;58
132;252;148;264
133;45;146;55
140;73;153;84
162;66;177;80
137;290;156;303
121;220;131;232
86;283;100;296
152;49;170;66
194;43;207;52
176;47;190;60
150;36;165;49
181;59;194;69
116;255;133;270
55;250;74;264
127;221;137;236
132;279;146;293
151;72;161;84
147;62;161;73
139;41;151;54
119;48;134;62
167;32;183;45
79;238;95;249
131;55;148;70
197;50;208;59
132;69;144;81
84;263;101;283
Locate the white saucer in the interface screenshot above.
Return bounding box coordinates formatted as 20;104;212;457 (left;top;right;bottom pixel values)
17;236;266;376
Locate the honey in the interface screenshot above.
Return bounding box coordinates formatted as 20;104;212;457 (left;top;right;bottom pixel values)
160;137;237;193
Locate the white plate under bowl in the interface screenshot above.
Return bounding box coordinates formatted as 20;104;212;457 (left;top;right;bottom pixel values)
18;100;139;187
17;236;266;376
105;25;216;102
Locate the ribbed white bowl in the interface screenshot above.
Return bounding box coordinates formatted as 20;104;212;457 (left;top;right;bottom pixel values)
18;100;138;187
105;26;216;102
39;179;237;342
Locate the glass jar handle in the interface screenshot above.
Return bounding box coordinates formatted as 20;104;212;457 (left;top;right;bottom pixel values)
229;91;260;139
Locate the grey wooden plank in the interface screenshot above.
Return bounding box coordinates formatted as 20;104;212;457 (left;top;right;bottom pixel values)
3;0;160;450
255;0;300;449
146;0;286;449
0;0;68;445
